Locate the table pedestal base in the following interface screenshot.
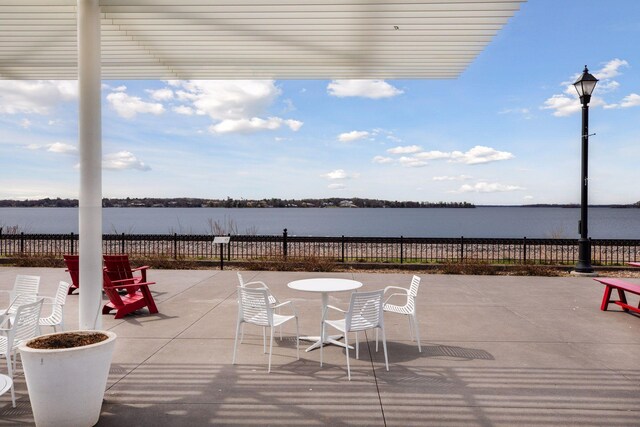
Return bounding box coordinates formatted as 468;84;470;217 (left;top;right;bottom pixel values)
300;334;354;352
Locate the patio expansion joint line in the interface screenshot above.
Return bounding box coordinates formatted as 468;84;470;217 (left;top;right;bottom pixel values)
364;331;387;427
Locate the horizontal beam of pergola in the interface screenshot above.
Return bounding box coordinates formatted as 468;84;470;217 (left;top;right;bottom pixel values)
0;0;524;80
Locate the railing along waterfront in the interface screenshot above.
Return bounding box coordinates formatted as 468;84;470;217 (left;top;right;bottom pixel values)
2;228;640;266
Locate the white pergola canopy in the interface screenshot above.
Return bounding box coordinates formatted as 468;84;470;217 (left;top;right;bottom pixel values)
1;0;524;329
1;0;524;80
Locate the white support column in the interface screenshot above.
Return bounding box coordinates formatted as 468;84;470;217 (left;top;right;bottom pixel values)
78;0;102;330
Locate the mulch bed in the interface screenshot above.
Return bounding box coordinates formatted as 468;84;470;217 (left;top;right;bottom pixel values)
27;332;108;349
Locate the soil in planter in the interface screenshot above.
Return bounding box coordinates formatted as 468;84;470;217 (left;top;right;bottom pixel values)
27;333;108;349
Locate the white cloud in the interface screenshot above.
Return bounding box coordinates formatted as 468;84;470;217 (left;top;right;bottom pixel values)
414;150;452;160
327;80;404;99
455;182;524;193
166;80;302;134
174;80;280;120
398;156;427;168
27;142;77;154
106;92;164;119
20;118;32;129
328;183;346;190
147;88;174;101
377;146;513;168
449;145;514;165
594;58;628;80
372;155;394;164
0;80;77;115
321;169;359;180
209;117;302;134
541;94;581;117
338;130;370;143
47;142;77;154
387;145;422;154
103;151;151;171
432;175;472;181
172;105;195;115
499;107;532;119
523;195;534;201
620;93;640;108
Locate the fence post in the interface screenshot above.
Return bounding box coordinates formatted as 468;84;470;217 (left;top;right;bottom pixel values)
121;232;126;254
227;233;231;261
0;227;2;256
283;228;288;259
523;237;527;264
70;232;75;254
460;236;464;262
400;235;404;264
20;232;25;254
173;233;178;260
341;235;345;263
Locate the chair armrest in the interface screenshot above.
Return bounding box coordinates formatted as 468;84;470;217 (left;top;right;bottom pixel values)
322;304;346;321
273;300;297;316
383;292;409;305
109;277;155;286
132;265;150;271
383;286;409;294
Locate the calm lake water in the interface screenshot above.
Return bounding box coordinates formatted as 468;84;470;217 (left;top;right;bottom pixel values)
2;207;640;238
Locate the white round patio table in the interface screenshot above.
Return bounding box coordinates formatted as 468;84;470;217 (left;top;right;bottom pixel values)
287;278;362;352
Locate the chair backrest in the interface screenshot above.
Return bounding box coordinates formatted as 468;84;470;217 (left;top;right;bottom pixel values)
407;275;421;310
7;299;43;351
103;255;135;282
346;290;384;332
48;281;71;323
63;255;80;288
14;274;40;297
237;287;272;327
5;275;40;315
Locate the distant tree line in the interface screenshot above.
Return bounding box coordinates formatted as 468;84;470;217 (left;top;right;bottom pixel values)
0;197;476;208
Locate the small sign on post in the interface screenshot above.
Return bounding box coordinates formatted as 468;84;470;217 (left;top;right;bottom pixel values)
213;236;231;270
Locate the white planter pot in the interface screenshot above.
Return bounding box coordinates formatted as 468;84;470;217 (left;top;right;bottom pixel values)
19;330;116;427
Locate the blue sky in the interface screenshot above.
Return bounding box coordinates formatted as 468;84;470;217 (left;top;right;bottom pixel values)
1;0;640;205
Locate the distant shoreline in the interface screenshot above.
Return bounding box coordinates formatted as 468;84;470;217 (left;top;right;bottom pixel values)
0;198;639;209
0;197;475;209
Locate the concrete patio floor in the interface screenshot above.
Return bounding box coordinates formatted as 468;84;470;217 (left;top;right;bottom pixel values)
0;267;638;426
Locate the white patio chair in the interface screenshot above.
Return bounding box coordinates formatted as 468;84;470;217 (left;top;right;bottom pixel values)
378;275;422;352
321;289;389;380
237;272;281;342
0;299;44;407
0;275;41;317
232;287;299;373
38;281;72;333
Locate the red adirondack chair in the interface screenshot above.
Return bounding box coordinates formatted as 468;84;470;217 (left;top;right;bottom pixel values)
102;270;159;319
103;254;150;285
63;254;80;295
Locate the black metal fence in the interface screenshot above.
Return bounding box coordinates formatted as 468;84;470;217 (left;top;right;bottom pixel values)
1;228;639;266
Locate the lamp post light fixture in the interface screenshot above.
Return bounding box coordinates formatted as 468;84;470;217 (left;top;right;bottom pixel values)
573;65;598;273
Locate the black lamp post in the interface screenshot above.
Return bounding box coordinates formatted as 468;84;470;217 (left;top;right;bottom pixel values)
573;66;598;273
